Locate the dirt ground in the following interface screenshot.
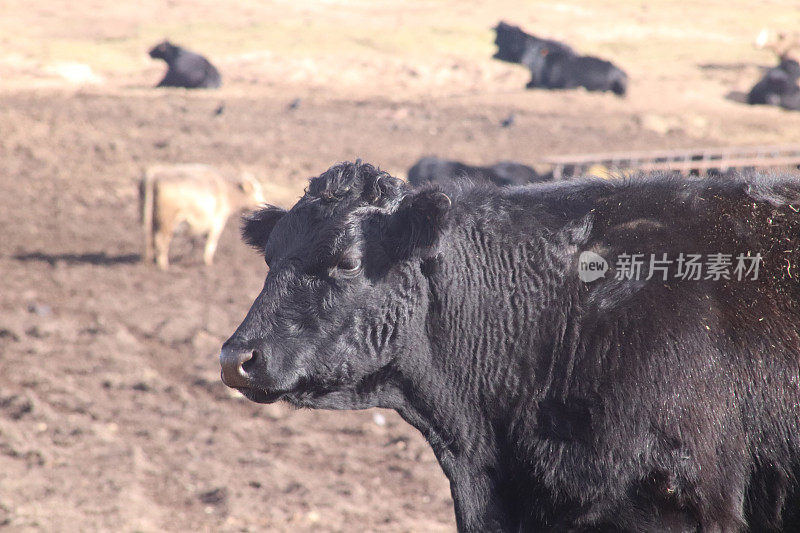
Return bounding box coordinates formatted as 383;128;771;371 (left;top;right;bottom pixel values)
2;1;800;531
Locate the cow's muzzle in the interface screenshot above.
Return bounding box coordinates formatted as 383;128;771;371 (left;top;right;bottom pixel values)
219;346;255;389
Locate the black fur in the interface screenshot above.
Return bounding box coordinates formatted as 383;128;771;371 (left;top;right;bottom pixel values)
148;40;221;89
747;58;800;111
493;21;628;96
492;21;574;64
526;48;628;96
242;206;288;252
407;156;547;187
223;161;800;532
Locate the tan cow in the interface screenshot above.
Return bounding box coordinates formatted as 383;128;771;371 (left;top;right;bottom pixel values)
140;164;265;269
756;28;800;62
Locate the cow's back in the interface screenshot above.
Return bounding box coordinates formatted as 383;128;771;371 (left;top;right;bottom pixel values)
148;164;230;233
173;49;221;89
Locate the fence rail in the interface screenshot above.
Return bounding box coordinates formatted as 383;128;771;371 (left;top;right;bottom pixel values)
541;145;800;180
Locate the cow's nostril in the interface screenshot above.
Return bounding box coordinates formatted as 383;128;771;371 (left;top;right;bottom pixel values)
220;346;255;389
242;350;259;373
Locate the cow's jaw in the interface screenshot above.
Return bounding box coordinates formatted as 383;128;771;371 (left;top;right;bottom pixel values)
234;386;286;404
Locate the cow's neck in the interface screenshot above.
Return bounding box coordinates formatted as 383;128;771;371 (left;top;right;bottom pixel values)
394;354;524;532
396;224;581;529
413;224;573;409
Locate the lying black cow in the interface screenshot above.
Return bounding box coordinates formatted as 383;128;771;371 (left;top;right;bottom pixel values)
526;48;628;96
493;21;627;96
221;161;800;531
747;58;800;110
407;156;546;187
149;40;221;89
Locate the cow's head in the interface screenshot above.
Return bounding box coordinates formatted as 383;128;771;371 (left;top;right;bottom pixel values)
149;40;177;61
238;171;266;207
780;58;800;81
220;161;451;409
493;21;529;63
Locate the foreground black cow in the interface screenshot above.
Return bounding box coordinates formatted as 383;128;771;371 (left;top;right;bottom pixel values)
407;156;546;187
747;58;800;111
149;40;221;89
493;21;627;96
221;161;800;531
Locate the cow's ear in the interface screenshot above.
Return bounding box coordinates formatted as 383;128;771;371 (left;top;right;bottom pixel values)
242;206;286;251
385;189;451;259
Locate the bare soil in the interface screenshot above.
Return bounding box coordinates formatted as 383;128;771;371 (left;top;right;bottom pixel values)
2;1;800;531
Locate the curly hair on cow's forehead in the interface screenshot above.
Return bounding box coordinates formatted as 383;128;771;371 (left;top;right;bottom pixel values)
305;160;405;208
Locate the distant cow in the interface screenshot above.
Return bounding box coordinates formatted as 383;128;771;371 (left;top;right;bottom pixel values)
493;21;627;96
149;40;221;89
140;164;264;269
747;58;800;111
407;156;546;187
221;161;800;531
526;48;628;96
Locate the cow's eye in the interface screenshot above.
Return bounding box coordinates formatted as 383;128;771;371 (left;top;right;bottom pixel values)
332;256;361;277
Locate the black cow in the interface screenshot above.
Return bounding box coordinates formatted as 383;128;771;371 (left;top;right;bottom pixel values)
221;161;800;532
526;48;628;96
407;156;545;187
149;40;221;89
747;58;800;110
493;21;627;96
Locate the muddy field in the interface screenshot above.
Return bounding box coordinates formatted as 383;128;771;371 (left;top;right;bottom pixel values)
2;1;800;531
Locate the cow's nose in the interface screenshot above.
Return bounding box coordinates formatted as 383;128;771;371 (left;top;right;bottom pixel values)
219;346;254;389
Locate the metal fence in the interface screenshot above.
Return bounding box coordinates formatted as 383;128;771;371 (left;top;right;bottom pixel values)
541;145;800;180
